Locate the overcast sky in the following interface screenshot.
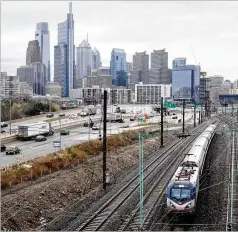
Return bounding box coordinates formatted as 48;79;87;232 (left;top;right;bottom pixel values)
2;1;238;81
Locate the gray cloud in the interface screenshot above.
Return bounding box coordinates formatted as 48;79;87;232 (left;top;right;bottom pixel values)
2;1;238;81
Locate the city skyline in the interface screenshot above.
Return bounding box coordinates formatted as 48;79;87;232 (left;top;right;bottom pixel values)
2;1;238;81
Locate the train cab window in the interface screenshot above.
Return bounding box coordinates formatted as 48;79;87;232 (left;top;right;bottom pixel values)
170;188;191;202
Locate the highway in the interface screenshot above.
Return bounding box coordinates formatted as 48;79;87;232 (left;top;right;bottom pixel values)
0;119;134;168
0;111;197;168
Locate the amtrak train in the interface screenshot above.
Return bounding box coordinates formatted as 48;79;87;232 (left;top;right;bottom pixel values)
166;124;217;215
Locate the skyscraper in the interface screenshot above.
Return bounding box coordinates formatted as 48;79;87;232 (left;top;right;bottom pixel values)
54;2;75;97
76;39;92;79
172;63;200;103
133;51;149;71
92;47;101;69
17;62;46;96
129;51;149;90
35;22;51;82
150;49;171;84
54;44;67;96
26;40;41;64
151;49;168;69
110;48;127;86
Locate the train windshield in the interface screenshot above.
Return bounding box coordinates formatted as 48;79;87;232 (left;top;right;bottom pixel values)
170;188;191;201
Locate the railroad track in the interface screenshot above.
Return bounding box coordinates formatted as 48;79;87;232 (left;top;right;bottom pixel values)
157;119;225;232
66;120;215;231
119;121;219;231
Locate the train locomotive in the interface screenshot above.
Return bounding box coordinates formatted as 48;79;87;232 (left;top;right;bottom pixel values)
166;124;217;215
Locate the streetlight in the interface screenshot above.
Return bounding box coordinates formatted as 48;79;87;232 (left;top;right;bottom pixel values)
58;100;62;151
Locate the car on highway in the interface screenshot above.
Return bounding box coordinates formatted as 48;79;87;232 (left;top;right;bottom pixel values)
60;129;70;135
1;122;8;127
1;128;6;133
59;112;66;117
69;114;78;119
84;122;94;128
6;146;21;155
46;113;54;118
35;135;47;142
130;117;135;121
92;124;100;130
1;144;6;152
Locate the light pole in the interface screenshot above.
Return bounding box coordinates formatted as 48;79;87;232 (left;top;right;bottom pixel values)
58;100;62;151
9;98;12;135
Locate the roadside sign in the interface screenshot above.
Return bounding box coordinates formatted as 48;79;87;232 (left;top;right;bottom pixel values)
164;102;176;108
195;104;200;108
53;141;61;147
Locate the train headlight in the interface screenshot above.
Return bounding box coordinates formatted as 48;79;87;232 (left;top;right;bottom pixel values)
185;203;191;209
170;202;175;208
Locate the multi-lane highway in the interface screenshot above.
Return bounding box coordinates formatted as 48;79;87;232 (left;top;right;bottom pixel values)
0;111;197;168
0;120;125;168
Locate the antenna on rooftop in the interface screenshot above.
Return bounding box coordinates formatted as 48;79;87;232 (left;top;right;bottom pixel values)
69;2;72;13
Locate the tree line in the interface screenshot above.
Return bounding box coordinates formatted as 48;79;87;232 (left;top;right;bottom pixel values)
1;99;59;122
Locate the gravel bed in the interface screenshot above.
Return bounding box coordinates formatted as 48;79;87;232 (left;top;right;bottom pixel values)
49;121;212;231
150;120;231;231
1;121;208;231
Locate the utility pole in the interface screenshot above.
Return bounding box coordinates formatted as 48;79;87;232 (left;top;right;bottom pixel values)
237;108;238;122
198;110;201;124
193;102;196;127
182;99;185;134
201;104;203;123
160;97;164;147
103;90;107;190
232;101;234;117
9;98;12;135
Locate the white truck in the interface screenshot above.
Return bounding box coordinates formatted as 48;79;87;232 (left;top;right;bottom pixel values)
80;106;97;116
17;121;54;140
106;113;124;123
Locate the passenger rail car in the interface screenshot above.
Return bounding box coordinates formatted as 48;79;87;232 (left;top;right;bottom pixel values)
166;124;217;215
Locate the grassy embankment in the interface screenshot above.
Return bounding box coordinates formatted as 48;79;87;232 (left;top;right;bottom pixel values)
1;128;159;189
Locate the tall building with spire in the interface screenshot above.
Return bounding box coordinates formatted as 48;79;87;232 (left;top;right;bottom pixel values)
76;37;92;79
35;22;51;82
54;2;75;97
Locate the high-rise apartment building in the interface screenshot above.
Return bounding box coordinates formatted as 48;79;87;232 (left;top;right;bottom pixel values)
92;47;101;69
129;51;149;90
76;39;92;79
110;48;127;86
135;83;171;104
35;22;51;82
0;74;19;99
26;40;41;64
54;2;75;97
151;49;168;69
133;51;149;71
150;49;171;84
